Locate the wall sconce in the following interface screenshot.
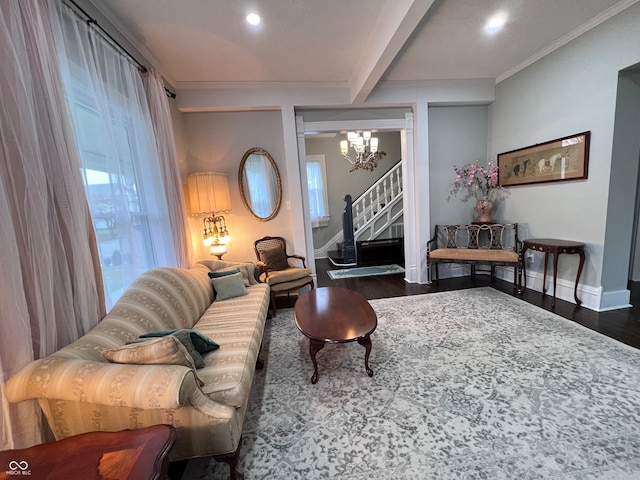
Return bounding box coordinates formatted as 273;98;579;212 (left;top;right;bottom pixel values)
187;172;232;259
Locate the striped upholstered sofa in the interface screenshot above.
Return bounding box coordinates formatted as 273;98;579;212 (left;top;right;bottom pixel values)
6;260;269;479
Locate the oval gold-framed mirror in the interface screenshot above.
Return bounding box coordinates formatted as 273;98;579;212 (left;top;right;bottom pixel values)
238;147;282;221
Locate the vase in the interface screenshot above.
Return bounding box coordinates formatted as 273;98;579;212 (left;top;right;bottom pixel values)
475;197;495;223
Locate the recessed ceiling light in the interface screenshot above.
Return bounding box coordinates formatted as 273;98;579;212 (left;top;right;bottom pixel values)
484;13;506;35
246;13;261;26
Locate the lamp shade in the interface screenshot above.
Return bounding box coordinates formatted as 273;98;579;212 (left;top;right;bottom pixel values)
187;172;231;215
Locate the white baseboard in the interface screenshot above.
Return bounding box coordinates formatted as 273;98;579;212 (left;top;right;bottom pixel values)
597;289;632;311
511;270;633;312
518;270;598;310
404;263;418;283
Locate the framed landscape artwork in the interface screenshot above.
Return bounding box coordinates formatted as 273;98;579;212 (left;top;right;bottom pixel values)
497;131;590;187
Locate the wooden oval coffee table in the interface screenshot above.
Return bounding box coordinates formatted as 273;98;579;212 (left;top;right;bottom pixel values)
294;287;377;384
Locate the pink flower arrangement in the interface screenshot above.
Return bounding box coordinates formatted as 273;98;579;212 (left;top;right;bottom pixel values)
449;162;508;202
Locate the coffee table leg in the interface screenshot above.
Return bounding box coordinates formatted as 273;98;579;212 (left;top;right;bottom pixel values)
309;339;325;384
357;335;374;377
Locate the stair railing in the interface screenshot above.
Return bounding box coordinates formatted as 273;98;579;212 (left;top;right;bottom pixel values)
315;160;403;259
353;161;402;232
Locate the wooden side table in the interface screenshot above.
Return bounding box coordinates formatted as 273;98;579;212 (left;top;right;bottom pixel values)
0;425;175;480
521;238;585;307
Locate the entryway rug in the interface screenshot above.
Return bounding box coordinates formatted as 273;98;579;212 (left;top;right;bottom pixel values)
182;288;640;479
326;263;405;280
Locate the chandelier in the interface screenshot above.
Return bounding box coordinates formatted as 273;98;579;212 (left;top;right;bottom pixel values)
339;131;386;172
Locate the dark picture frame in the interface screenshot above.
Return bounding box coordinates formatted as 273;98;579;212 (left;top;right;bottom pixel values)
498;131;590;187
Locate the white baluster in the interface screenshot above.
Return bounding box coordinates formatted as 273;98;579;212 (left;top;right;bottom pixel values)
383;178;389;204
344;161;404;237
389;170;395;198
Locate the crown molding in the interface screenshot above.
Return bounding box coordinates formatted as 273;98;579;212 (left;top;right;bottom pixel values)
175;81;349;91
496;0;640;84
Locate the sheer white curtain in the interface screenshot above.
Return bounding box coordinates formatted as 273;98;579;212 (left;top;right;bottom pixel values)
51;0;180;308
0;0;104;449
142;68;193;268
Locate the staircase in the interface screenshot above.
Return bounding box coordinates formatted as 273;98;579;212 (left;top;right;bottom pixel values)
325;161;403;266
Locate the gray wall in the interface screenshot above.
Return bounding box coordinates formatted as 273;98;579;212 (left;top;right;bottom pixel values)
180;111;293;262
305;131;401;248
488;1;640;307
428;105;490;226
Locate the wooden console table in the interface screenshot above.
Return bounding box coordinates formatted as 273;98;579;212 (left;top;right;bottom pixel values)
521;238;585;307
0;425;175;480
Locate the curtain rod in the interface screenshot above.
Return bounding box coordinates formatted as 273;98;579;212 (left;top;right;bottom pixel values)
64;0;177;99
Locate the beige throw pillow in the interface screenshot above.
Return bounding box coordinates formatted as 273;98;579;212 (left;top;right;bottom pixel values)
102;336;204;385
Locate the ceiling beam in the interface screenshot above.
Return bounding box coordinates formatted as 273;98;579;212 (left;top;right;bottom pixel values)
349;0;436;105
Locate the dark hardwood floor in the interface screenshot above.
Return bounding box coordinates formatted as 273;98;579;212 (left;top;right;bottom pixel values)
310;258;640;350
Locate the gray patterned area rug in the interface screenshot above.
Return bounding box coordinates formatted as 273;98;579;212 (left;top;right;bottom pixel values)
182;287;640;479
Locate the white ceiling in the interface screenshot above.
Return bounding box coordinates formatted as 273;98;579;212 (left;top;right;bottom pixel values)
92;0;637;103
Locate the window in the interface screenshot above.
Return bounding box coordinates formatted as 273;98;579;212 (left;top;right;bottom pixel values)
76;103;155;296
306;155;330;228
53;3;178;309
69;87;158;307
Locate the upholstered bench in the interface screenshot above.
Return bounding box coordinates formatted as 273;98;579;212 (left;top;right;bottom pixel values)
426;223;523;292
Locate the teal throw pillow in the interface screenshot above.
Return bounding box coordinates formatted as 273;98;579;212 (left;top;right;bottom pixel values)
209;266;251;286
208;268;240;279
211;272;248;300
171;329;205;368
140;329;220;354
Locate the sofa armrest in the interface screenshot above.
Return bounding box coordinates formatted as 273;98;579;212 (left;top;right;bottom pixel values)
6;357;208;410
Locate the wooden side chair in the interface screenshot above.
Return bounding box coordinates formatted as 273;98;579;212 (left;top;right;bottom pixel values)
253;236;314;316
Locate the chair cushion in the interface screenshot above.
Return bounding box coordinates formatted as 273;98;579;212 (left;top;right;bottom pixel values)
260;267;312;285
259;247;290;271
269;275;314;292
430;248;518;263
